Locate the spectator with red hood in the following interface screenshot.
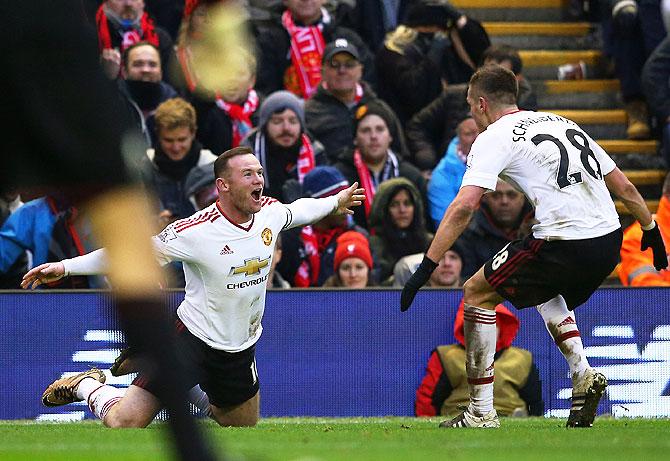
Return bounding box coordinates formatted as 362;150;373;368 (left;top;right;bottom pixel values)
415;300;544;418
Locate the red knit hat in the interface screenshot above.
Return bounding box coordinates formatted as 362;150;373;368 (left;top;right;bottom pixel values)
334;231;373;271
183;0;223;19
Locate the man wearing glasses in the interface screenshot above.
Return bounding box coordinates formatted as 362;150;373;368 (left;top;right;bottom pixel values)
306;39;408;163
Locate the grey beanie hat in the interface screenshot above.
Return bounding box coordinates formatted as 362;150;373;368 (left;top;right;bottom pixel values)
258;90;305;129
184;163;215;198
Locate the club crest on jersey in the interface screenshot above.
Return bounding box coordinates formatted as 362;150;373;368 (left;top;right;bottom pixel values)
261;228;272;246
229;256;270;276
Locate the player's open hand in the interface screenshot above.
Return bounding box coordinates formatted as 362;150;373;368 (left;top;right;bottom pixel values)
641;221;669;271
334;182;365;215
21;262;66;290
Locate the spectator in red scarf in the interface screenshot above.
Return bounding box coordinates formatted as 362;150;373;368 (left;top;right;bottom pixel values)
96;0;173;80
333;101;426;230
277;166;371;287
305;39;408;163
241;91;328;202
255;0;375;98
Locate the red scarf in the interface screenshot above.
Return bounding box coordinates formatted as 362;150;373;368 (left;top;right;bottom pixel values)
294;227;342;287
297;134;316;183
281;9;326;99
353;149;375;219
215;89;259;147
96;5;159;51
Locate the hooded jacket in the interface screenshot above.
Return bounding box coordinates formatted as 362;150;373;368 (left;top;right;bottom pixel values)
368;178;432;282
415;301;544;417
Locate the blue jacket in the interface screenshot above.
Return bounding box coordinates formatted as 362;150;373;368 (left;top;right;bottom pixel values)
0;198;56;273
427;136;466;230
0;198;95;288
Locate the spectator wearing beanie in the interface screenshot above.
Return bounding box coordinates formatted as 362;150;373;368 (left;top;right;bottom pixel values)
241;91;327;202
323;230;375;288
277;166;373;287
375;0;490;126
333;101;427;230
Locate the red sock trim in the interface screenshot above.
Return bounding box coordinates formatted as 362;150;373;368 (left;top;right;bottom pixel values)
86;384;106;411
556;330;581;344
468;376;494;385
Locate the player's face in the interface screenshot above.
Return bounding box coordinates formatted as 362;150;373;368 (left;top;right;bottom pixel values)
266;109;302;148
457;118;478;156
388;189;414;230
322;53;362;94
338;257;369;288
222;153;265;217
430;250;462;287
126;45;161;82
466;86;488;132
107;0;144;20
284;0;324;24
158;126;195;161
485;181;525;228
355;114;392;165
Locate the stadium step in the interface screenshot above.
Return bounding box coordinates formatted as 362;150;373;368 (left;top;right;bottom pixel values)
623;169;667;186
539;109;627;139
452;0;570;22
520;50;604;80
485;22;598;50
598;140;657;155
535;80;620;109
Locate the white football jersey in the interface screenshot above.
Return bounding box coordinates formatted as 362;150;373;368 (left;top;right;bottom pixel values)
461;110;620;240
152;197;295;352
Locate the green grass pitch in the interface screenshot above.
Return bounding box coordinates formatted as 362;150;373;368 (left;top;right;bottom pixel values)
1;417;669;461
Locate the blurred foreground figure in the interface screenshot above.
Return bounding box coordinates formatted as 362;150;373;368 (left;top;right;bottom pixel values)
2;1;225;459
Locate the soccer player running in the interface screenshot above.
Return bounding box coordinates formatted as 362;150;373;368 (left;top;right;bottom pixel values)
401;65;668;429
24;146;365;428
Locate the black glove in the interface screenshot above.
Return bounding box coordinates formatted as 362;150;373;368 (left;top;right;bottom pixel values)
400;255;438;312
641;221;668;271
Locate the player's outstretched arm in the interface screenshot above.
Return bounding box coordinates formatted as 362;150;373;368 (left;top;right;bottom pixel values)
401;185;485;312
333;182;366;215
21;262;66;290
605;167;668;270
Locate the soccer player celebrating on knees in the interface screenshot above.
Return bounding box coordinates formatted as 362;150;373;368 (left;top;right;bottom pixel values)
24;146;364;428
401;65;668;429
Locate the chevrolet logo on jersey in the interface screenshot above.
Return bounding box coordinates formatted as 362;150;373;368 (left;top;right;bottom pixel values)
229;257;270;276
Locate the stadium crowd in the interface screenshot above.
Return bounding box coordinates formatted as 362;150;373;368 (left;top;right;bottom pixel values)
2;0;670;437
0;0;670;282
2;0;669;290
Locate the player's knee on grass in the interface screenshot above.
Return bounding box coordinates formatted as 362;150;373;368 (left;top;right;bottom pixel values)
211;393;259;427
103;407;155;429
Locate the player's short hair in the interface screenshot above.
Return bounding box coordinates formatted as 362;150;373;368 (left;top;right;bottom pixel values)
122;41;161;72
469;64;518;106
482;44;523;75
154;98;197;134
214;146;254;179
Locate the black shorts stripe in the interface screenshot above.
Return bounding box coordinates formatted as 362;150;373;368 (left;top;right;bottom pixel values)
489;240;543;287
